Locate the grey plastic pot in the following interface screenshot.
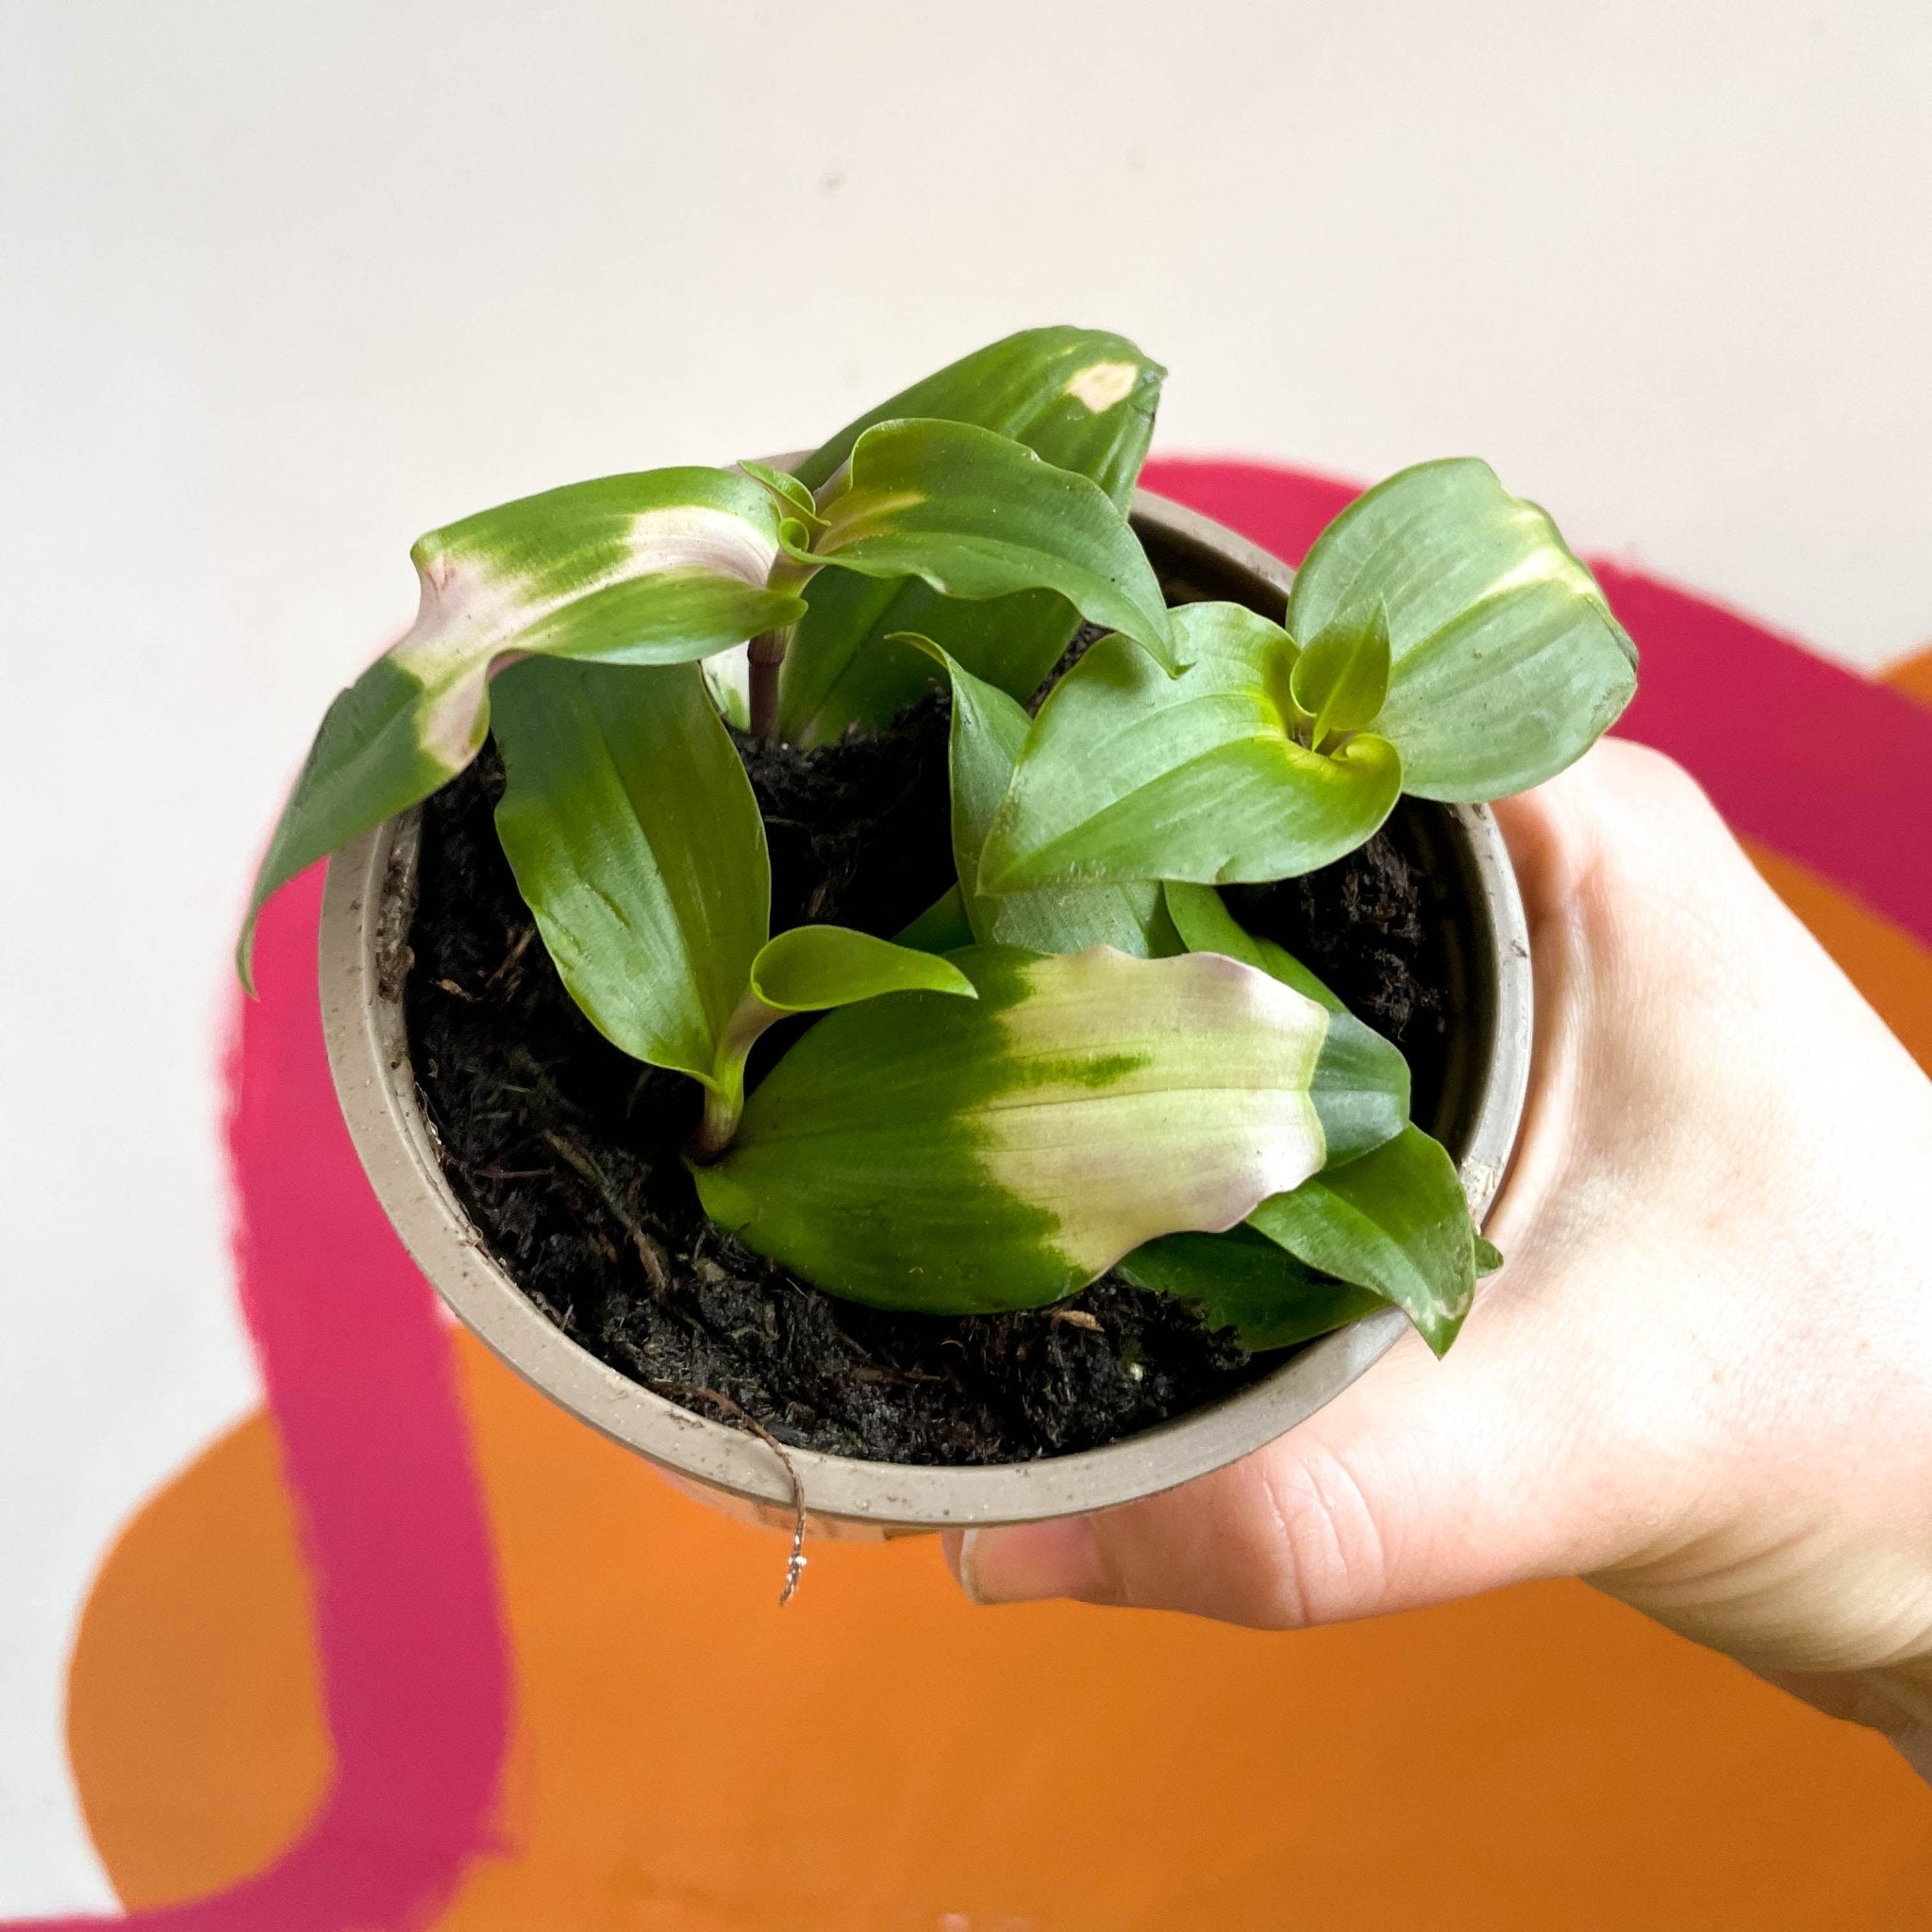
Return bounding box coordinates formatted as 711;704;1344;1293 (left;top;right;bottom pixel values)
319;488;1533;1537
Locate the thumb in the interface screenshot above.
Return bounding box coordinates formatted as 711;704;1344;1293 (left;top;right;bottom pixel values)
943;1293;1609;1625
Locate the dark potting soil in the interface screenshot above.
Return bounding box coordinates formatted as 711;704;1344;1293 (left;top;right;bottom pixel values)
404;691;1450;1466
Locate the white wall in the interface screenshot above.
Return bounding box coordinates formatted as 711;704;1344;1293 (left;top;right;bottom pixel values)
3;0;1927;1907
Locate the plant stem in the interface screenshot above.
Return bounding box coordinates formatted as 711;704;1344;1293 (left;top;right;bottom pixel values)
747;629;786;741
691;988;781;1157
694;1079;743;1158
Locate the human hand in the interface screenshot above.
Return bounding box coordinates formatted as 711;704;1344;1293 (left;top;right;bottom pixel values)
945;741;1932;1775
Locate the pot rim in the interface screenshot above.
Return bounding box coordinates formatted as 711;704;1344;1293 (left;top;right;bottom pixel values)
318;487;1532;1529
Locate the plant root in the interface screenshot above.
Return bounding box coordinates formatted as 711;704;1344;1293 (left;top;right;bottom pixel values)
655;1382;809;1606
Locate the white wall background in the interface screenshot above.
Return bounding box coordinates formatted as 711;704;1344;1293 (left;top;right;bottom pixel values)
3;0;1928;1907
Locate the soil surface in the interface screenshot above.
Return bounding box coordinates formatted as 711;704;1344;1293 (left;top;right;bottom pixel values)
405;685;1450;1466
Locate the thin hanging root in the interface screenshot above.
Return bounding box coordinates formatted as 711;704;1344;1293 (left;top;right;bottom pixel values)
655;1382;808;1605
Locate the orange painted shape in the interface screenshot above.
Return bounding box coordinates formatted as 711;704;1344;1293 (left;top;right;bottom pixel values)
431;1338;1932;1932
1748;841;1932;1074
1888;643;1932;708
75;1324;1932;1930
66;1415;332;1908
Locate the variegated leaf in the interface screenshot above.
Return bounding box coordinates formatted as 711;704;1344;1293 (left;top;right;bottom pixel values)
790;326;1162;494
1162;881;1407;1163
691;945;1333;1312
239;465;802;987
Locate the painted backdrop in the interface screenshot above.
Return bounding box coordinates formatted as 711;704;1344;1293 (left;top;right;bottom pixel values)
13;461;1931;1932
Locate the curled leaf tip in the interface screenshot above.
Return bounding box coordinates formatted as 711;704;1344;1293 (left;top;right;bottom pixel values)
234;922;260;998
747;924;980;1012
739;458;824;531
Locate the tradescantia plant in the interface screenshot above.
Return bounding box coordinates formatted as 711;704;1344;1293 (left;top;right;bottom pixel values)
247;325;1635;1366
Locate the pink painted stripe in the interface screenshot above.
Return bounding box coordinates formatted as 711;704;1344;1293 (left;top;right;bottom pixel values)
1145;457;1359;575
1594;563;1932;948
1145;458;1932;950
9;866;511;1929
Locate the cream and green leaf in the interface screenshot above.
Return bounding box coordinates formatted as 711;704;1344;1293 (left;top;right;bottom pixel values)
239;465;803;988
1162;881;1407;1164
692;945;1338;1313
491;658;974;1154
777;325;1164;744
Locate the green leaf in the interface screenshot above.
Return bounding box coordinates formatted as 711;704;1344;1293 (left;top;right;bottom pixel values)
805;420;1174;669
749;924;976;1011
978;605;1403;896
696;924;979;1155
1290;605;1391;746
778;326;1165;745
1248;1124;1480;1357
692;945;1335;1313
238;465;803;989
1474;1234;1505;1275
1287;458;1637;801
898;635;1175;958
1163;882;1407;1164
791;325;1163;494
893;883;975;952
490;656;769;1083
1117;1226;1385;1351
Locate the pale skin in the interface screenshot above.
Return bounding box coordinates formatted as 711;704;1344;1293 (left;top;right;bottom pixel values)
944;741;1932;1779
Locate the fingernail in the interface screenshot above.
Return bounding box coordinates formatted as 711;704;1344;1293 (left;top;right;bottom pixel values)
956;1516;1105;1605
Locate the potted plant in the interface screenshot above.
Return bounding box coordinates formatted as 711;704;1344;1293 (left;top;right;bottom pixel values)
255;326;1634;1567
